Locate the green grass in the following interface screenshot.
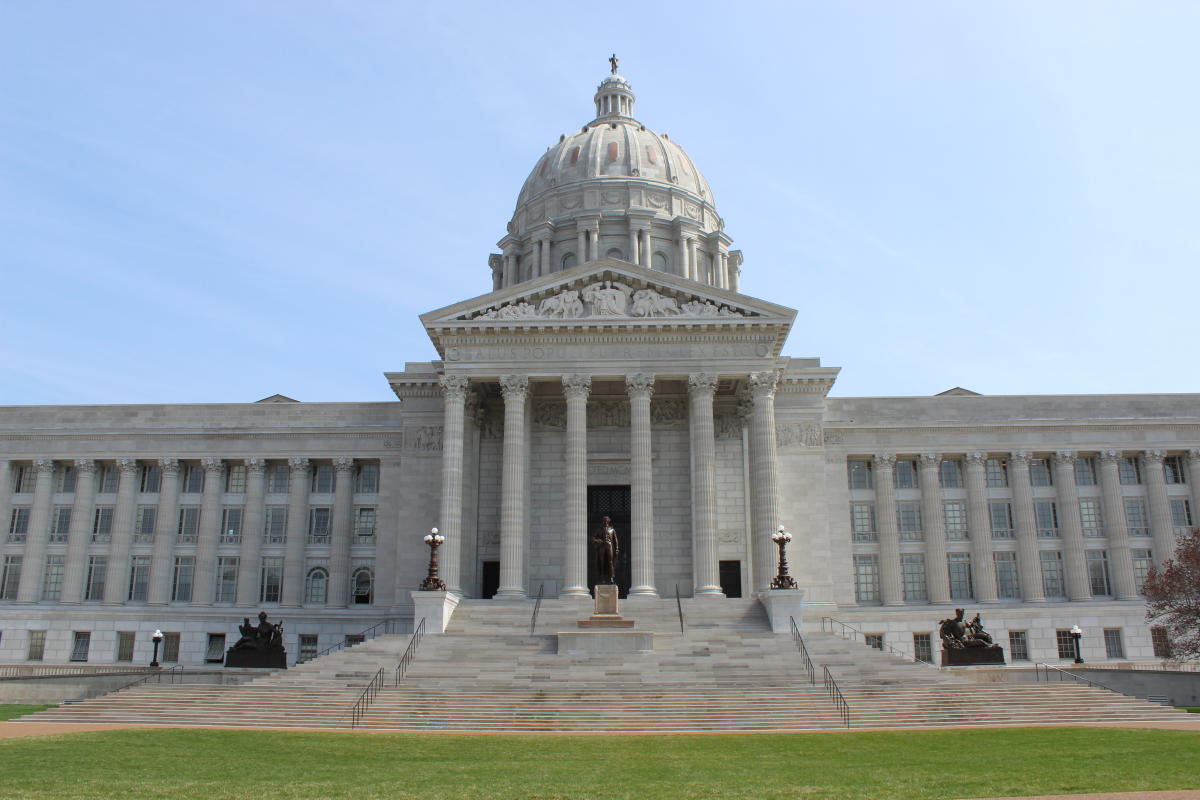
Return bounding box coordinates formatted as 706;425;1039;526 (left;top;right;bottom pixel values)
0;727;1196;799
1181;706;1200;713
0;705;54;721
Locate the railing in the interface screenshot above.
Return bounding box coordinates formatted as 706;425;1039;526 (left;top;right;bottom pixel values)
1068;661;1200;673
0;664;158;679
530;582;545;635
395;618;426;684
821;616;935;667
119;664;185;692
306;618;405;662
1034;662;1121;694
790;617;816;685
822;665;849;727
674;584;685;634
349;667;385;728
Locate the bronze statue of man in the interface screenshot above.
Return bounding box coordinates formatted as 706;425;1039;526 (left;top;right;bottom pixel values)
593;515;619;585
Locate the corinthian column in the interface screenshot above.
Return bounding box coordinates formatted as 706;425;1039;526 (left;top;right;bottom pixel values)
873;454;904;605
104;459;141;603
1189;450;1200;541
626;373;657;597
919;454;951;604
16;459;56;603
560;374;592;597
236;459;267;606
1053;451;1091;601
496;374;529;599
688;373;723;596
439;374;470;595
1008;452;1045;602
1143;450;1175;567
1098;450;1138;599
190;457;224;605
147;458;181;605
747;371;781;594
60;459;97;603
280;457;310;607
328;457;355;608
964;452;998;603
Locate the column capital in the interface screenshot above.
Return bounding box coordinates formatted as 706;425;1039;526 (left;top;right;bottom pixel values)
117;458;139;474
687;372;717;397
201;457;224;473
562;373;592;400
159;457;180;474
74;458;97;474
244;458;267;474
1009;451;1030;465
965;451;987;466
1142;449;1165;465
920;453;941;467
873;453;896;469
499;374;530;400
625;373;655;399
288;457;310;472
35;458;55;473
1099;449;1122;464
1053;450;1076;466
439;374;471;399
747;370;779;399
333;457;355;473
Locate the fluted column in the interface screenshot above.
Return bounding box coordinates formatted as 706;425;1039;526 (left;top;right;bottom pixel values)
626;373;656;597
964;452;999;603
576;229;587;265
59;459;97;603
1053;451;1090;601
236;459;267;606
0;461;10;553
873;454;904;605
677;236;690;280
104;459;140;603
638;228;651;268
496;374;529;599
540;238;551;276
747;371;782;594
147;458;181;605
919;454;951;604
717;252;729;289
438;375;470;595
191;458;224;605
16;459;56;602
688;373;723;596
687;239;699;282
627;226;639;266
503;253;516;288
280;457;310;606
328;457;355;608
1008;452;1045;602
1189;450;1200;538
1098;451;1138;599
1143;449;1175;566
561;374;592;597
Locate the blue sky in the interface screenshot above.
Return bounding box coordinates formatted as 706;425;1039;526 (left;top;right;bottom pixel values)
2;1;1197;405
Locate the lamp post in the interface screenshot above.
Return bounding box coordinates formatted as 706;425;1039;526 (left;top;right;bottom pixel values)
419;528;447;591
770;525;798;590
1070;624;1084;664
150;629;163;668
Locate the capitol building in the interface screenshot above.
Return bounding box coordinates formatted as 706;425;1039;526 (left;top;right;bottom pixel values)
1;64;1195;668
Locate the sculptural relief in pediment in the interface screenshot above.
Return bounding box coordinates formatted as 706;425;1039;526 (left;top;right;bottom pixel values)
469;281;748;322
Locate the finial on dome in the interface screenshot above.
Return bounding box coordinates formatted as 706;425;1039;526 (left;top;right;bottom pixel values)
609;53;619;75
593;55;635;122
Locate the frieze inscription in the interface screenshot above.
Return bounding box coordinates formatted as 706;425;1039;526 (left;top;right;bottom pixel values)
445;342;773;362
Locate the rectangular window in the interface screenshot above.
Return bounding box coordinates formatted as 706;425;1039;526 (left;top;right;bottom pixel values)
948;552;973;600
140;465;161;493
1119;457;1141;485
264;507;288;543
162;632;180;662
220;507;243;543
1164;455;1186;484
853;554;880;604
267;465;290;494
8;507;30;542
58;465;77;493
1056;629;1076;660
345;634;365;647
1103;628;1124;659
354;507;377;542
27;630;45;661
850;503;877;542
116;631;135;662
69;631;90;662
1151;626;1173;658
172;556;194;602
85;556;107;601
215;557;239;603
901;553;927;602
913;633;933;663
177;507;200;543
311;464;335;493
129;556;151;602
92;506;114;543
134;506;157;542
985;458;1008;488
50;506;72;542
1074;456;1098;486
864;634;884;650
308;507;332;543
1040;551;1066;598
1124;498;1150;537
14;465;37;493
354;463;379;494
944;501;969;540
1086;550;1111;596
894;459;918;489
180;464;204;493
1079;499;1104;537
41;555;65;601
897;502;922;541
1132;548;1154;594
993;552;1020;599
847;460;873;490
1029;458;1053;487
1;555;23;600
939;459;963;488
1170;499;1193;538
225;465;247;493
299;634;319;663
1035;500;1060;538
988;502;1013;539
97;466;120;494
1008;630;1029;661
205;633;226;662
260;557;283;603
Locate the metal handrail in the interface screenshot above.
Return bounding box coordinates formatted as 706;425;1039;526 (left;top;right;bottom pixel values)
790;617;816;685
530;582;545;635
119;664;186;693
0;665;163;680
822;665;850;727
307;618;404;662
675;583;685;634
822;616;936;667
1034;662;1121;694
395;617;426;684
349;667;385;728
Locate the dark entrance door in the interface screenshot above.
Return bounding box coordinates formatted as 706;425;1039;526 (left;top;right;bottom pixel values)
587;485;632;598
719;560;743;598
480;560;499;599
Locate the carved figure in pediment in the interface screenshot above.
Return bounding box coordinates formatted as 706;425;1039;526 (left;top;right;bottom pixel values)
583;280;631;316
630;288;681;317
538;289;584;318
495;301;538;320
680;300;719;317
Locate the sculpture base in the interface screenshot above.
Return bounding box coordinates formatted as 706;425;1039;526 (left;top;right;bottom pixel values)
558;631;653;656
941;647;1006;667
577;616;635;629
578;584;636;628
225;647;287;669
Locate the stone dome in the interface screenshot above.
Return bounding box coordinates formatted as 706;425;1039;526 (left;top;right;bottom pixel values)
490;63;741;293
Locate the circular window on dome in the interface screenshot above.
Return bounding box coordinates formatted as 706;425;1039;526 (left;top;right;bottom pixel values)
606;248;623;261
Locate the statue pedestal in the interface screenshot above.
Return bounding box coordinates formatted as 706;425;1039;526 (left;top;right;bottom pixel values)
225;647;287;669
576;584;634;629
412;589;460;633
941;647;1006;667
759;588;805;633
558;584;649;655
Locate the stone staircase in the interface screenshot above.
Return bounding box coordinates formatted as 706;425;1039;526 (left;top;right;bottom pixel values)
16;598;1190;731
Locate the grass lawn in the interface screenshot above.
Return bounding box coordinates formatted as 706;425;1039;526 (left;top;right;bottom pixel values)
0;727;1196;800
0;705;54;721
1182;706;1200;713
